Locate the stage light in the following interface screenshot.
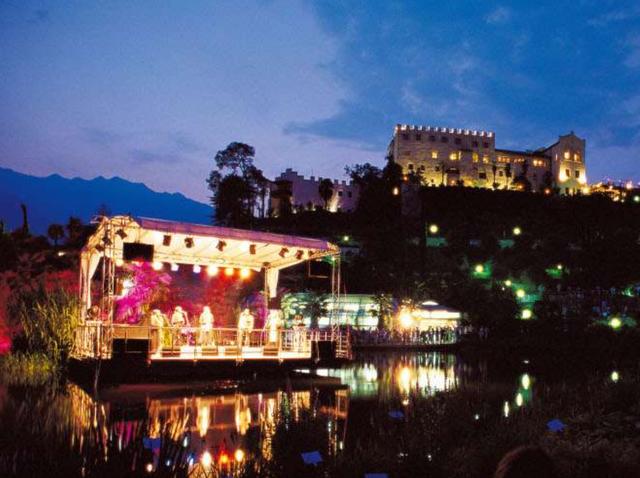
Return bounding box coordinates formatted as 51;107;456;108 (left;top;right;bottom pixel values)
224;267;234;277
116;229;127;239
217;240;227;252
521;309;532;320
185;237;194;248
201;451;212;468
207;265;219;277
399;310;413;329
219;453;229;465
234;449;245;463
249;244;257;254
611;370;620;382
163;235;172;246
295;250;304;260
240;268;250;279
171;263;179;272
193;264;201;274
279;247;289;258
521;373;531;390
145;463;153;473
152;261;163;271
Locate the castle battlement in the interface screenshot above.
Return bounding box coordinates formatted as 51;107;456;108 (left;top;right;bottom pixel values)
395;123;494;138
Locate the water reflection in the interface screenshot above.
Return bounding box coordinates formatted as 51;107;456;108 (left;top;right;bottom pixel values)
315;352;478;399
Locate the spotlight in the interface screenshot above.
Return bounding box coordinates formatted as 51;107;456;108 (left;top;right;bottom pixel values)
171;263;179;272
249;244;257;255
224;267;234;277
216;240;227;252
279;247;289;258
295;250;304;260
163;235;172;246
185;237;194;248
193;264;201;274
116;229;128;239
240;268;250;279
207;265;218;277
152;261;163;271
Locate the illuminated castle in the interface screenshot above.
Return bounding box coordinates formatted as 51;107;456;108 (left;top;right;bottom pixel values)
388;124;587;195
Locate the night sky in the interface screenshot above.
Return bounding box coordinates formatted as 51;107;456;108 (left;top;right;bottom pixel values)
1;1;639;202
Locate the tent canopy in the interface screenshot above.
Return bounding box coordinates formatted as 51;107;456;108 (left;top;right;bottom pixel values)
84;216;339;271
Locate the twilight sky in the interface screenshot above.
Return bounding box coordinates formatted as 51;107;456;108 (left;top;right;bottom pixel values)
1;1;639;202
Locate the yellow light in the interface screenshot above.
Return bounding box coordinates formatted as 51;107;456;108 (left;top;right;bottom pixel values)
240;268;251;279
145;463;153;473
610;317;622;329
556;264;563;270
611;370;620;382
521;309;532;320
505;280;512;287
512;226;522;236
115;258;124;267
399;310;413;329
343;235;350;242
521;373;531;390
152;261;163;271
429;224;439;234
474;264;484;274
224;267;234;277
634;195;640;203
219;453;230;465
201;451;212;468
515;392;523;407
392;186;399;196
234;449;245;462
207;265;219;277
516;289;526;299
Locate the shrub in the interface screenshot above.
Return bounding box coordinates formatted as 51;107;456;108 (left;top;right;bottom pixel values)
0;352;57;386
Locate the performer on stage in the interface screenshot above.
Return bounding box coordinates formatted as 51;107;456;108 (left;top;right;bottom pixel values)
237;308;254;348
170;306;188;346
150;309;166;352
265;310;282;344
198;305;214;346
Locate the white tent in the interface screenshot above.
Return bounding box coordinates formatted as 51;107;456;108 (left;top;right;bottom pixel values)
79;215;339;318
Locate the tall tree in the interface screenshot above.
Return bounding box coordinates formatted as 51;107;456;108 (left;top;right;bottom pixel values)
47;224;65;247
66;217;84;247
318;178;334;210
207;142;260;226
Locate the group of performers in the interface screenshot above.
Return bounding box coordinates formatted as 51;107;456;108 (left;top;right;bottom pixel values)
147;306;284;351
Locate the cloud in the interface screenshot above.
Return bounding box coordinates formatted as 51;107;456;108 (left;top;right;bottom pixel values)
80;128;122;148
588;7;640;27
485;6;512;25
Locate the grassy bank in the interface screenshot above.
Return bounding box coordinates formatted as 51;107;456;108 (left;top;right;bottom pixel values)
0;352;59;386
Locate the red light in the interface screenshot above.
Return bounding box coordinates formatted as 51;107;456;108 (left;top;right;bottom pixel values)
219;453;229;465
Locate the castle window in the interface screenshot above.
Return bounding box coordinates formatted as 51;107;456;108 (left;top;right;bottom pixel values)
416;133;421;140
472;152;479;163
441;136;448;143
402;133;409;140
347;191;352;198
472;140;479;147
449;151;459;161
479;172;487;179
431;151;438;159
419;165;426;171
483;142;489;148
482;155;489;164
565;168;570;178
338;190;343;197
408;163;414;170
454;137;461;145
574;153;581;162
429;135;436;142
575;170;580;179
564;151;570;160
499;170;504;177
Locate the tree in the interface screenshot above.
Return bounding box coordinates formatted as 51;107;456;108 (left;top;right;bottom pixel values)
66;217;84;247
505;163;512;190
373;293;394;329
318;178;334;210
307;292;327;329
207;142;260;226
47;224;65;247
19;204;29;237
491;163;498;190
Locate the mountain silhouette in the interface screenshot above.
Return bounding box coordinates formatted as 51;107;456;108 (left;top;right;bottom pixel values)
0;167;213;234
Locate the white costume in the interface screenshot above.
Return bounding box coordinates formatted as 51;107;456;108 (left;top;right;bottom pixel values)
238;308;254;347
199;306;214;346
171;306;187;326
265;310;282;344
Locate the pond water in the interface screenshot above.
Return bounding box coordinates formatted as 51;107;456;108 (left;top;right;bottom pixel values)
0;351;629;477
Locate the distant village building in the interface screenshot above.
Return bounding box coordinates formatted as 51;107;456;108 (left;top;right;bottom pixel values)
270;168;359;215
388;124;587;195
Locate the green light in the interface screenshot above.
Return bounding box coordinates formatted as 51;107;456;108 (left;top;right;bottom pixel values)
634;196;640;203
504;280;512;287
610;317;622;329
521;309;532;320
429;224;439;234
516;289;526;299
610;370;620;382
556;264;563;270
475;264;484;274
513;226;522;236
